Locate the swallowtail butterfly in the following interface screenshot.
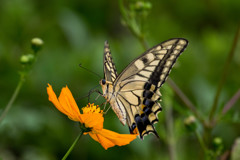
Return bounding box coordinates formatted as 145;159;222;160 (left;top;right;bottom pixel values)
100;38;188;139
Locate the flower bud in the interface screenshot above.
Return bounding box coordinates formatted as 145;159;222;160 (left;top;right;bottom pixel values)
134;1;152;12
31;37;43;53
20;54;35;65
184;115;197;132
143;2;152;10
213;137;222;146
212;137;224;156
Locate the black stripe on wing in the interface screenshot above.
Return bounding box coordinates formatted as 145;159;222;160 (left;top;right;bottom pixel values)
149;38;188;89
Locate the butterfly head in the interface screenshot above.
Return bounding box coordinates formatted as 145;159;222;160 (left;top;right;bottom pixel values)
100;79;106;85
99;79;113;96
100;79;113;85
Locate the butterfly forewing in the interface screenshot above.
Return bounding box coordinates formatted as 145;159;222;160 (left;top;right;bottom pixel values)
115;38;187;85
103;41;118;82
149;39;188;88
101;38;188;139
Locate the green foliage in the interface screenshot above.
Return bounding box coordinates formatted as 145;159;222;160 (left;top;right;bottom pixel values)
231;138;240;160
0;0;240;159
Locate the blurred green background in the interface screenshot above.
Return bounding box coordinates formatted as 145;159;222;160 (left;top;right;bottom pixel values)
0;0;240;160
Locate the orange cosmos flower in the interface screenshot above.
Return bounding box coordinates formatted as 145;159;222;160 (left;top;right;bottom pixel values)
47;84;137;150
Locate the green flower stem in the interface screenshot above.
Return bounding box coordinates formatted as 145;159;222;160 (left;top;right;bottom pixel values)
118;0;148;50
0;74;25;123
167;78;205;126
215;88;240;123
209;26;240;122
195;130;208;154
62;131;83;160
222;88;240;115
165;105;177;160
0;38;43;124
138;36;149;51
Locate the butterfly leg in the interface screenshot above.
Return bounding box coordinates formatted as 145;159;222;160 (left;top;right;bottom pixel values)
93;93;101;102
87;89;112;115
103;101;109;112
103;103;113;117
87;89;103;103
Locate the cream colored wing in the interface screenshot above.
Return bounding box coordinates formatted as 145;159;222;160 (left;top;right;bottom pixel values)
103;41;118;82
113;38;188;139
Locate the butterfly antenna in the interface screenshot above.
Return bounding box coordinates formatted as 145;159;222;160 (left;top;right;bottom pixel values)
93;94;101;103
79;63;102;79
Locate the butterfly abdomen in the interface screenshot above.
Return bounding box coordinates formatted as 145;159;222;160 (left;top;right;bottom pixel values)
100;79;128;125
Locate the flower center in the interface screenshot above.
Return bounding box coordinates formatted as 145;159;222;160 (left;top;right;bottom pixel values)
82;103;103;114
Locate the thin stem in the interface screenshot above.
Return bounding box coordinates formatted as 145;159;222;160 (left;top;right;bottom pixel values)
167;78;205;126
119;0;147;49
62;131;83;160
195;130;208;154
165;105;177;160
209;26;240;121
139;36;149;50
214;88;240;126
0;75;25;123
222;88;240;115
0;38;42;124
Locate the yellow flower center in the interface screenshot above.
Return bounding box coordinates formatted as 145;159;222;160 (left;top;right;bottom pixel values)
82;103;103;114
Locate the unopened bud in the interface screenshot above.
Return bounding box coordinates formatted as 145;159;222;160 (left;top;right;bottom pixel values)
20;54;35;65
134;1;152;12
143;2;152;10
213;137;222;146
135;1;144;11
31;37;43;53
184;115;197;132
213;137;224;156
213;137;223;149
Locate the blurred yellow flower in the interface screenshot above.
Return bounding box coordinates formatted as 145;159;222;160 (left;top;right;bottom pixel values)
47;84;137;150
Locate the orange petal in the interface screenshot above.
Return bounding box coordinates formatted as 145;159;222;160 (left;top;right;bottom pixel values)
80;113;103;130
47;84;66;114
47;84;82;122
88;132;115;149
89;129;137;150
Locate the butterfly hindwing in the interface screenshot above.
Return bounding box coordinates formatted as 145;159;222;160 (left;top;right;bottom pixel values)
101;38;188;139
